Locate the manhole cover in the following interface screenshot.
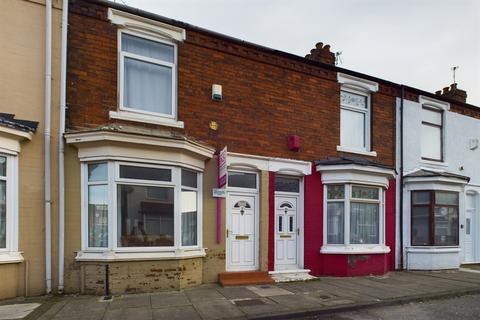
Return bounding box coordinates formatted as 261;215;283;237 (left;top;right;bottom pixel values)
233;299;266;306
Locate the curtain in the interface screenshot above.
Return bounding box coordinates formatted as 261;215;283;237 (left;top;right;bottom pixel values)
327;202;344;244
0;181;6;248
88;185;108;248
181;190;197;246
350;202;379;244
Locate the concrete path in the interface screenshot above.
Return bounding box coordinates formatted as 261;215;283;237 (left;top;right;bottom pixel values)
3;270;479;320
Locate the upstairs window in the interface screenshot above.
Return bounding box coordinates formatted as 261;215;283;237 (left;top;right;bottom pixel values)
421;106;443;161
340;89;371;151
120;32;176;118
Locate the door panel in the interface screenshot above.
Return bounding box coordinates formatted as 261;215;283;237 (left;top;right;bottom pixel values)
227;194;257;271
275;196;298;270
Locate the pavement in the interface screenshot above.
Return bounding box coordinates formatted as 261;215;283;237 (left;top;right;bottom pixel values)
2;270;480;320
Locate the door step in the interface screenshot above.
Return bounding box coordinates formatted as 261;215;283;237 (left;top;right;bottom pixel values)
269;269;316;282
219;271;275;287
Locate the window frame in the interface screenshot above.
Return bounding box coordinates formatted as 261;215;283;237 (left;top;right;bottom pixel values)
339;87;372;152
420;106;444;162
118;29;178;120
0;153;19;256
324;183;385;247
81;161;202;253
410;190;459;247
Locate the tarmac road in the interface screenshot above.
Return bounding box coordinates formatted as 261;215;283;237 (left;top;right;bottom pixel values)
300;293;480;320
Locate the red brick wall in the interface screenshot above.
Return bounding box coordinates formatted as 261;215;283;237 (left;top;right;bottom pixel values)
67;0;397;165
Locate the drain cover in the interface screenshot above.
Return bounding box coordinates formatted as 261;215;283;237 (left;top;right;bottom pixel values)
234;299;266;306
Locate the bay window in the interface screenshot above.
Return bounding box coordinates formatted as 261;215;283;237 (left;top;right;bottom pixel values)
326;184;384;246
411;190;458;246
83;161;201;251
0;155;7;249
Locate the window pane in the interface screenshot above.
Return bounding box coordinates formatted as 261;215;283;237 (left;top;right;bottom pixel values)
435;192;458;206
327;202;344;244
352;186;379;200
88;163;107;182
88;185;108;248
119;165;171;182
118;185;174;247
228;172;256;188
122;33;174;62
422;108;442;125
181;190;197;246
182;169;197;188
124;57;173;115
411;206;430;246
0;156;6;177
421;124;441;160
341;91;367;109
340;109;365;149
412;191;431;205
327;185;345;199
289;216;294;233
434;206;458;246
278;215;283;232
275;176;300;193
0;181;5;249
350;203;379;244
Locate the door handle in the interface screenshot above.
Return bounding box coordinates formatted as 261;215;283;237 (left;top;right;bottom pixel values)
297;228;300;236
226;229;230;238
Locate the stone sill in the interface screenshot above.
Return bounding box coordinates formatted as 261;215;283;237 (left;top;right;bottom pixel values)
0;252;24;264
321;245;390;255
75;249;206;262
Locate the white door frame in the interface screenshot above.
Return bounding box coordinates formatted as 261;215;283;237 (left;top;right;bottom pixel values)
464;191;479;263
274;176;304;271
226;171;260;272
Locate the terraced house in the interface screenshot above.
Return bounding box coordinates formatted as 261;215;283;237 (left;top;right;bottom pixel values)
0;0;478;300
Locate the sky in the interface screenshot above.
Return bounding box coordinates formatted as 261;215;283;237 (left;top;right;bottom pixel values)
113;0;480;106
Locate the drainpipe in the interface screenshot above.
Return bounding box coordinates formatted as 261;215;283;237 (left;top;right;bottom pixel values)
44;0;52;295
399;85;404;269
58;0;68;294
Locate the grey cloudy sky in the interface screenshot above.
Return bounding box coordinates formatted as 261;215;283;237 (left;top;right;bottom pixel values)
115;0;479;105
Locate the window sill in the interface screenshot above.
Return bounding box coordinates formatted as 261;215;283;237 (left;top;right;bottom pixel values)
321;244;390;255
336;146;377;157
109;110;185;128
419;159;448;168
0;251;24;264
406;246;460;254
75;248;206;262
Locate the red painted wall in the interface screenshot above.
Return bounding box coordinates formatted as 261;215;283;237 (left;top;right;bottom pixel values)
268;172;275;271
303;176;396;277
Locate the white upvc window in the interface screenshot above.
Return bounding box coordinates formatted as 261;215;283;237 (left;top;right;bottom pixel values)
0;153;20;258
119;30;177;119
340;89;371;152
420;106;443;162
82;161;202;252
325;184;385;246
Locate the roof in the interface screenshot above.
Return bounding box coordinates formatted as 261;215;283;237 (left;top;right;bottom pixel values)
0;113;38;133
315;156;395;172
85;0;479;111
404;169;470;182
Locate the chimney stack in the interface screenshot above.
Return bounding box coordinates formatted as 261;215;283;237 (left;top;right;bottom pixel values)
435;83;467;103
305;42;335;65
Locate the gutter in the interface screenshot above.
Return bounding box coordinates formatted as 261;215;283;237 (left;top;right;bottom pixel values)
58;0;68;294
44;0;52;294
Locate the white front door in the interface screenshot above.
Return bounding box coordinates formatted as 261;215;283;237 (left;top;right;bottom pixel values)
275;196;298;270
464;193;477;263
227;194;257;271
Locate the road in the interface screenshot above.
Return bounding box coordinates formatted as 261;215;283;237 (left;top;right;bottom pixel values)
300;293;480;320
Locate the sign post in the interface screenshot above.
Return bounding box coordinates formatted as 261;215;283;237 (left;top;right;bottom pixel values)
216;147;227;244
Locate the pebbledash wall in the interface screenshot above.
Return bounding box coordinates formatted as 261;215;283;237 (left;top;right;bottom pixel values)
63;0;399;294
401;93;480;271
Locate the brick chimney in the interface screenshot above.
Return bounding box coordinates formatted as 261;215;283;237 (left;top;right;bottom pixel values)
305;42;335;65
435;83;467;103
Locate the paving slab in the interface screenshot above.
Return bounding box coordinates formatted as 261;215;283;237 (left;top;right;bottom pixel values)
234;297;290;317
150;292;190;309
193;299;245;320
104;306;152;320
268;293;323;310
152;306;201;320
246;285;294;297
0;303;40;320
185;287;226;302
108;294;151;309
216;286;261;300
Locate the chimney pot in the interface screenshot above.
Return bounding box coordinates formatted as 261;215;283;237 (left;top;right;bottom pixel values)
437;83;467;103
305;42;335;65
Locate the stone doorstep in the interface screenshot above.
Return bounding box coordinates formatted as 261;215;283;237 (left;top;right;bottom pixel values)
0;303;41;320
269;269;317;283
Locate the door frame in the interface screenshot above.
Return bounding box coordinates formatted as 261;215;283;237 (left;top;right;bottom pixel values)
274;176;304;271
226;170;260;272
464;190;479;263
